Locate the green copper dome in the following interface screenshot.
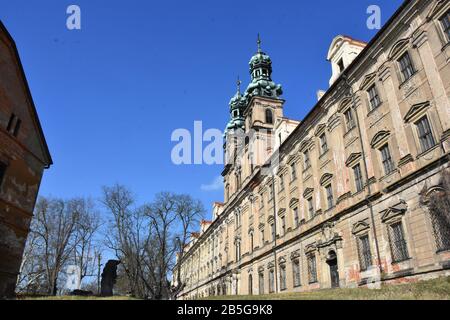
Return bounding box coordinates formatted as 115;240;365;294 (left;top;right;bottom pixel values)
244;35;283;100
224;78;246;138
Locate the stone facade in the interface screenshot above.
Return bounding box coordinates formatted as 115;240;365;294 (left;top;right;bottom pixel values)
0;21;52;298
174;0;450;299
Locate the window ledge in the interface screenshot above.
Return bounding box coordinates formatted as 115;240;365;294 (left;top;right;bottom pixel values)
398;71;418;89
319;150;329;159
367;102;383;117
344;126;356;137
380;168;399;182
391;257;412;265
416;144;439;160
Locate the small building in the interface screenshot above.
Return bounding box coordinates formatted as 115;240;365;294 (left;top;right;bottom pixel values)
0;21;52;298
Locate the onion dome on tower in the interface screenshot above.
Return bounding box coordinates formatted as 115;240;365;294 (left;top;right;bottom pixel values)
224;77;246;137
243;34;283;101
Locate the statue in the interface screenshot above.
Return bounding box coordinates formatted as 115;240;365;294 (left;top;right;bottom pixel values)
100;260;120;296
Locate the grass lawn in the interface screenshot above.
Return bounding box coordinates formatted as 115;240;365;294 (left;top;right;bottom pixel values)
17;277;450;300
204;276;450;300
17;295;140;300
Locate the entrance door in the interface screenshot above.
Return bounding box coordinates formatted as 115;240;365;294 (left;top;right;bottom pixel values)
327;251;339;288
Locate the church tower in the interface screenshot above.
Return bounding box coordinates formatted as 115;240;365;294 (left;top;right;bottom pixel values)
222;35;285;203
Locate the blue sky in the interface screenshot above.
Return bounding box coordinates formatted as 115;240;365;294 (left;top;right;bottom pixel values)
1;0;403;219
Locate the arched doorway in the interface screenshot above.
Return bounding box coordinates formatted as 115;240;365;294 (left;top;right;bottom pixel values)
326;250;339;288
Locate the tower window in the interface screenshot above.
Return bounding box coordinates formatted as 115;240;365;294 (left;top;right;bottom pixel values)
265;109;273;124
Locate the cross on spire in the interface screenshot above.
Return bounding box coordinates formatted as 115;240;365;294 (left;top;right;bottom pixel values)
257;33;262;53
236;76;242;94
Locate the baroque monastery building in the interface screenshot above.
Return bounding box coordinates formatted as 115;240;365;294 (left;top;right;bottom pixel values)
173;0;450;299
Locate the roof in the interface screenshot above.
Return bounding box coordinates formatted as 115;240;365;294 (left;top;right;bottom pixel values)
0;20;53;168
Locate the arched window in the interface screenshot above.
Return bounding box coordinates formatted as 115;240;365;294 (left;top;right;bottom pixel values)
265;109;273;124
248;274;253;295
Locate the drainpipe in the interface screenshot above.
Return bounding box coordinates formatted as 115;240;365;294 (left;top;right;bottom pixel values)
261;163;279;294
344;76;383;276
268;170;279;294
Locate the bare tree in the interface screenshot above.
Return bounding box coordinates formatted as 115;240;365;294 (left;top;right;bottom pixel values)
101;184;146;297
32;197;80;295
102;185;204;300
72;198;101;286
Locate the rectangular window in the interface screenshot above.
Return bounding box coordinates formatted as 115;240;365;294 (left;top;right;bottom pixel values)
416;116;435;153
344;109;355;131
368;85;381;110
291;163;297;181
398;52;415;82
303;151;310;169
307;198;314;218
271;222;276;241
357;234;372;271
380;144;395;175
325;184;334;209
258;273;264;295
6;114;16;132
281;216;286;236
260;228;265;245
0;162;7;187
320;133;328;154
293;259;301;287
280;265;286;291
388;221;409;263
307;254;318;283
269;183;274;200
269;269;275;293
279;174;284;191
440;10;450;41
293;207;299;228
353;164;364;192
260;194;264;208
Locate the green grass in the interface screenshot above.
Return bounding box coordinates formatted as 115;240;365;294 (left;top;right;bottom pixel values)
204;276;450;300
17;295;140;300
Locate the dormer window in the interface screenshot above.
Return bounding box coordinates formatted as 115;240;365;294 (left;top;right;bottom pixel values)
337;59;345;72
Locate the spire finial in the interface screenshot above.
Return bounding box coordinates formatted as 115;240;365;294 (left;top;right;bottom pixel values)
257;33;262;53
236;76;242;95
